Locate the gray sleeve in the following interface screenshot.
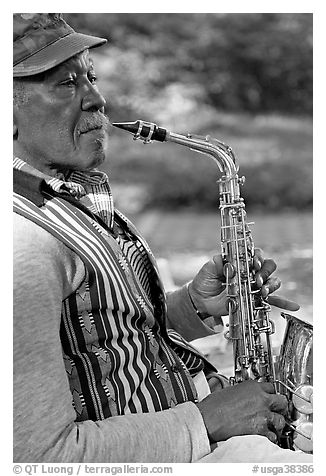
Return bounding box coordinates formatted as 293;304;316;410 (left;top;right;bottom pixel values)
166;285;218;342
13;214;210;463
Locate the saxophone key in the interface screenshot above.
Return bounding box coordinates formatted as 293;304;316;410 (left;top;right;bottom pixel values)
292;385;313;414
292;421;313;453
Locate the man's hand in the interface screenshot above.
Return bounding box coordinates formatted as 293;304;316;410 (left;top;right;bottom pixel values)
188;249;299;318
196;380;288;444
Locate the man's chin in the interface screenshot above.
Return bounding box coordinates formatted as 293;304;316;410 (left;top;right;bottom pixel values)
85;150;107;170
79;134;108;166
68;150;106;173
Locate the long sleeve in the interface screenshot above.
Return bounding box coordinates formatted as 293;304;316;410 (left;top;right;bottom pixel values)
13;213;210;463
166;285;218;342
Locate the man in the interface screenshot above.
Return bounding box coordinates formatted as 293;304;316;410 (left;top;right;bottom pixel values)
13;13;312;463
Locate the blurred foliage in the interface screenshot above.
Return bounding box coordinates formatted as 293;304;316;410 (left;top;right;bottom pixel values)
65;13;312;212
107;112;312;212
66;13;312;116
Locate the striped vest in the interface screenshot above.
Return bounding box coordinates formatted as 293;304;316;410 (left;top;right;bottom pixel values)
14;189;203;421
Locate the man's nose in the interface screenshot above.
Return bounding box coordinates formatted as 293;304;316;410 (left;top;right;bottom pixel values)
82;84;106;113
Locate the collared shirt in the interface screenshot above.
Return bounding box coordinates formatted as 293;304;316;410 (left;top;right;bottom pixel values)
13;157;156;300
13;158;207;421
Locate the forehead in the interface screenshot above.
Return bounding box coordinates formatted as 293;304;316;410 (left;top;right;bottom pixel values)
46;50;95;78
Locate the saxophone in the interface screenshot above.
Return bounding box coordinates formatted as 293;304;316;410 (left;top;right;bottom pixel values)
112;119;313;453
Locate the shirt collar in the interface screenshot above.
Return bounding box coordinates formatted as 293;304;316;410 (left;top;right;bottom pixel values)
13;157;115;229
13;157;110;199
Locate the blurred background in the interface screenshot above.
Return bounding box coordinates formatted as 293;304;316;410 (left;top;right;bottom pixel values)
66;13;312;372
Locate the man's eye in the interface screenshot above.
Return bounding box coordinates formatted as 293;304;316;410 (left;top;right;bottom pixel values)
89;75;97;84
60;78;76;87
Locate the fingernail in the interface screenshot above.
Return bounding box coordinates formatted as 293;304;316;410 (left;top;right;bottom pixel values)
254;256;261;270
256;275;263;287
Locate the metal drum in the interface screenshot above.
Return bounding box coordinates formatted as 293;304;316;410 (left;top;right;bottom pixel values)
277;313;313;453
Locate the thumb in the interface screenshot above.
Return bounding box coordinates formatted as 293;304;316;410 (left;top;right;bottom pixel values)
212;254;225;278
192;254;225;296
203;288;229;316
267;295;300;311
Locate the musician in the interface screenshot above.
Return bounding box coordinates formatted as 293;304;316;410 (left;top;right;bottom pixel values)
13;14;312;463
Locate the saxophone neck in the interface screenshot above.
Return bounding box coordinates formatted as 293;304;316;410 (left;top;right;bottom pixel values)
112;119;239;177
167;130;239;177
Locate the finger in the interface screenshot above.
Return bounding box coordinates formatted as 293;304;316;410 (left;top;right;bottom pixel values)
261;276;281;299
255;258;277;287
259;382;276;394
268;394;289;415
267;295;300;311
266;431;278;444
212;254;225;278
253;248;263;271
268;412;286;433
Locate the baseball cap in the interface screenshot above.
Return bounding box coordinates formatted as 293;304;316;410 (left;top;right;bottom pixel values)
13;13;107;77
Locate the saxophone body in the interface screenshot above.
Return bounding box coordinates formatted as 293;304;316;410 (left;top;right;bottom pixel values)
112;119;313;453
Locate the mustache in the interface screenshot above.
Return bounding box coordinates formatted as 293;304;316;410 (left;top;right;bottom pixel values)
77;113;110;135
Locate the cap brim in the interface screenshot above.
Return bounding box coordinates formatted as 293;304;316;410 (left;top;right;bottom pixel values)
13;32;107;77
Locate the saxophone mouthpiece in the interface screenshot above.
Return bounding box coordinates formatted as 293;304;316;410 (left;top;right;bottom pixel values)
112;120;167;143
